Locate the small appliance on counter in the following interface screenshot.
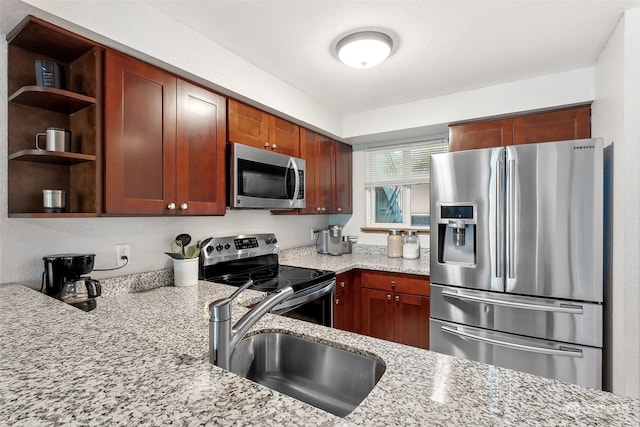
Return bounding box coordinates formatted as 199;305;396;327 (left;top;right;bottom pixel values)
42;254;102;312
315;225;344;256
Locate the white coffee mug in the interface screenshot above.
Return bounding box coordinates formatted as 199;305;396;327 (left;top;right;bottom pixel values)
35;127;71;152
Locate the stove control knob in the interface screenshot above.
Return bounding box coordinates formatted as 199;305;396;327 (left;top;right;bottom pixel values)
215;244;223;252
265;237;277;245
206;246;214;254
224;243;231;250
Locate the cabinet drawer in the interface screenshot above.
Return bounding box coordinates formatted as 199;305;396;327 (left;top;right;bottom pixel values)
360;270;429;296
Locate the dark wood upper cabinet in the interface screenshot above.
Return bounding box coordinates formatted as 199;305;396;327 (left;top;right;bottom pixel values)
449;105;591;152
175;80;227;215
104;50;226;215
299;128;335;214
7;16;102;217
334;141;353;214
228;99;299;157
512;106;591;145
104;50;177;215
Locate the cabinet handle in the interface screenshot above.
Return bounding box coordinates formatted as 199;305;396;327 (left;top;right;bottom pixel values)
180;203;188;210
390;280;395;288
271;143;277;150
321;207;326;212
335;299;340;305
386;294;391;300
337;207;342;212
316;207;322;212
264;142;270;148
340;281;345;288
395;295;400;302
167;203;176;210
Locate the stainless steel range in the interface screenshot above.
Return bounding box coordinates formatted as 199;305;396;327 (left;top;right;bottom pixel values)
199;233;335;327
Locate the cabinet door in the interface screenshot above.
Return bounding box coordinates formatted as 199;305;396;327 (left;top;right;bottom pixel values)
361;288;394;342
513;105;591;145
394;293;430;349
269;116;299;156
299;129;334;214
334;272;354;331
104;50;176;214
334;141;352;214
228;99;269;149
176;80;226;215
448;118;513;152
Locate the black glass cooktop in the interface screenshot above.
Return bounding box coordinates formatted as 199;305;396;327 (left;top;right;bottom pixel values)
202;255;334;293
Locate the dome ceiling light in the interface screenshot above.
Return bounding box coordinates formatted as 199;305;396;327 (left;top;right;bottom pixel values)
336;31;393;69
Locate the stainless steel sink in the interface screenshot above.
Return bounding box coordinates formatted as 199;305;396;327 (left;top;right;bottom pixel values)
229;332;386;417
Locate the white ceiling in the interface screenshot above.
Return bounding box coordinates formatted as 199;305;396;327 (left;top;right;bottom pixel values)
148;0;640;116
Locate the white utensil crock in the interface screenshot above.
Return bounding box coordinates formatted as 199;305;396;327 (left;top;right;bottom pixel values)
173;258;198;287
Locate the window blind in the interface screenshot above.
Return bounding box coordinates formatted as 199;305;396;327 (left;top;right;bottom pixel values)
364;140;448;187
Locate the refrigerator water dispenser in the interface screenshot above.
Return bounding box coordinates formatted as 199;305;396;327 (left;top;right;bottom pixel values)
437;204;476;266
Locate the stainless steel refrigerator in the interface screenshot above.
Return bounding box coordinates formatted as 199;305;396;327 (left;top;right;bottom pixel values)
429;138;603;389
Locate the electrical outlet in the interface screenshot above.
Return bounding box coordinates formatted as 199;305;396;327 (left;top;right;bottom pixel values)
310;229;317;241
116;244;130;267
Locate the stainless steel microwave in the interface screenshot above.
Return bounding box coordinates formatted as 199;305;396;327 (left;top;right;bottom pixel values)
228;143;306;209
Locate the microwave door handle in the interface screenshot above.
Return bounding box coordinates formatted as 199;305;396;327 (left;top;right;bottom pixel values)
287;157;300;207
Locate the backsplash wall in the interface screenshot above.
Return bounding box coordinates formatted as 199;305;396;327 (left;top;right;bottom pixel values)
0;210;329;286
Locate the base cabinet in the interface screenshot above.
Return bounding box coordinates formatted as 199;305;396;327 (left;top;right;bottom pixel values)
360;270;430;350
334;271;355;331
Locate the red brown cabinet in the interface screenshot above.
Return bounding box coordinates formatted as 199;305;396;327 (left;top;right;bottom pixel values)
228;99;299;157
360;270;430;350
448;105;591;152
104;50;226;215
334;271;356;331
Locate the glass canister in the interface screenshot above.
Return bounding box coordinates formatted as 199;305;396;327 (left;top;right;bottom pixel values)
387;229;403;258
402;230;421;259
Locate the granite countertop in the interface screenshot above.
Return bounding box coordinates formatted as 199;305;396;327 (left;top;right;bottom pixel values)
1;268;638;426
278;245;430;276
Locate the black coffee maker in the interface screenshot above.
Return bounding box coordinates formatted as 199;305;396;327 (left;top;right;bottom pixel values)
43;254;102;312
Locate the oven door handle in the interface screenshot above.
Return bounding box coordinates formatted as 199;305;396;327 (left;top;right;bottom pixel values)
270;279;335;314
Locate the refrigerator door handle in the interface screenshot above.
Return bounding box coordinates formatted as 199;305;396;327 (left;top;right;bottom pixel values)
441;289;584;314
507;158;516;279
440;325;584;358
495;158;504;279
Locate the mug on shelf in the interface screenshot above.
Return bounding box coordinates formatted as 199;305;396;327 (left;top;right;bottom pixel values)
35;127;71;152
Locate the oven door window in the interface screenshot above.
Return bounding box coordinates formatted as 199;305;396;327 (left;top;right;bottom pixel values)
238;159;297;200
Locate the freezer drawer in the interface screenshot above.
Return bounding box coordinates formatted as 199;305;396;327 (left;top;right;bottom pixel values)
431;284;602;347
430;319;602;390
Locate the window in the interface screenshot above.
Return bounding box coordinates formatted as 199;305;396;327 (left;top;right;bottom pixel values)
365;140;448;229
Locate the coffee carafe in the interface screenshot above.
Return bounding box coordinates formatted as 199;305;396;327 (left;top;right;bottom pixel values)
43;254;101;312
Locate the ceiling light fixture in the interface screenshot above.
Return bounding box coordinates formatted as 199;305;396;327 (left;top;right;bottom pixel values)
336;31;393;69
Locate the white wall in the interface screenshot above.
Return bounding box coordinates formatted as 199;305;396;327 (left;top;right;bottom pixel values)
0;0;333;285
592;8;640;398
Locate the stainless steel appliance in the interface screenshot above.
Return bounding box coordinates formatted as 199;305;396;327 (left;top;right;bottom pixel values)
327;225;343;256
228;143;306;209
199;233;335;326
42;254;102;312
429;138;604;389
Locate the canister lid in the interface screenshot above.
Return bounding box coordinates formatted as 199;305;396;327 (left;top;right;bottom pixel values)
388;229;401;235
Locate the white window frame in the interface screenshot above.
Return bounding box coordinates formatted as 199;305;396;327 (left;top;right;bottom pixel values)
364;139;448;230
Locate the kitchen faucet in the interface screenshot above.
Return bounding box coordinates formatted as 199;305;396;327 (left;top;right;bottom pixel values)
208;280;294;370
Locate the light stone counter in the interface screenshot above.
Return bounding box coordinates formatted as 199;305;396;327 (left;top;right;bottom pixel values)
1;278;638;426
278;245;430;276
